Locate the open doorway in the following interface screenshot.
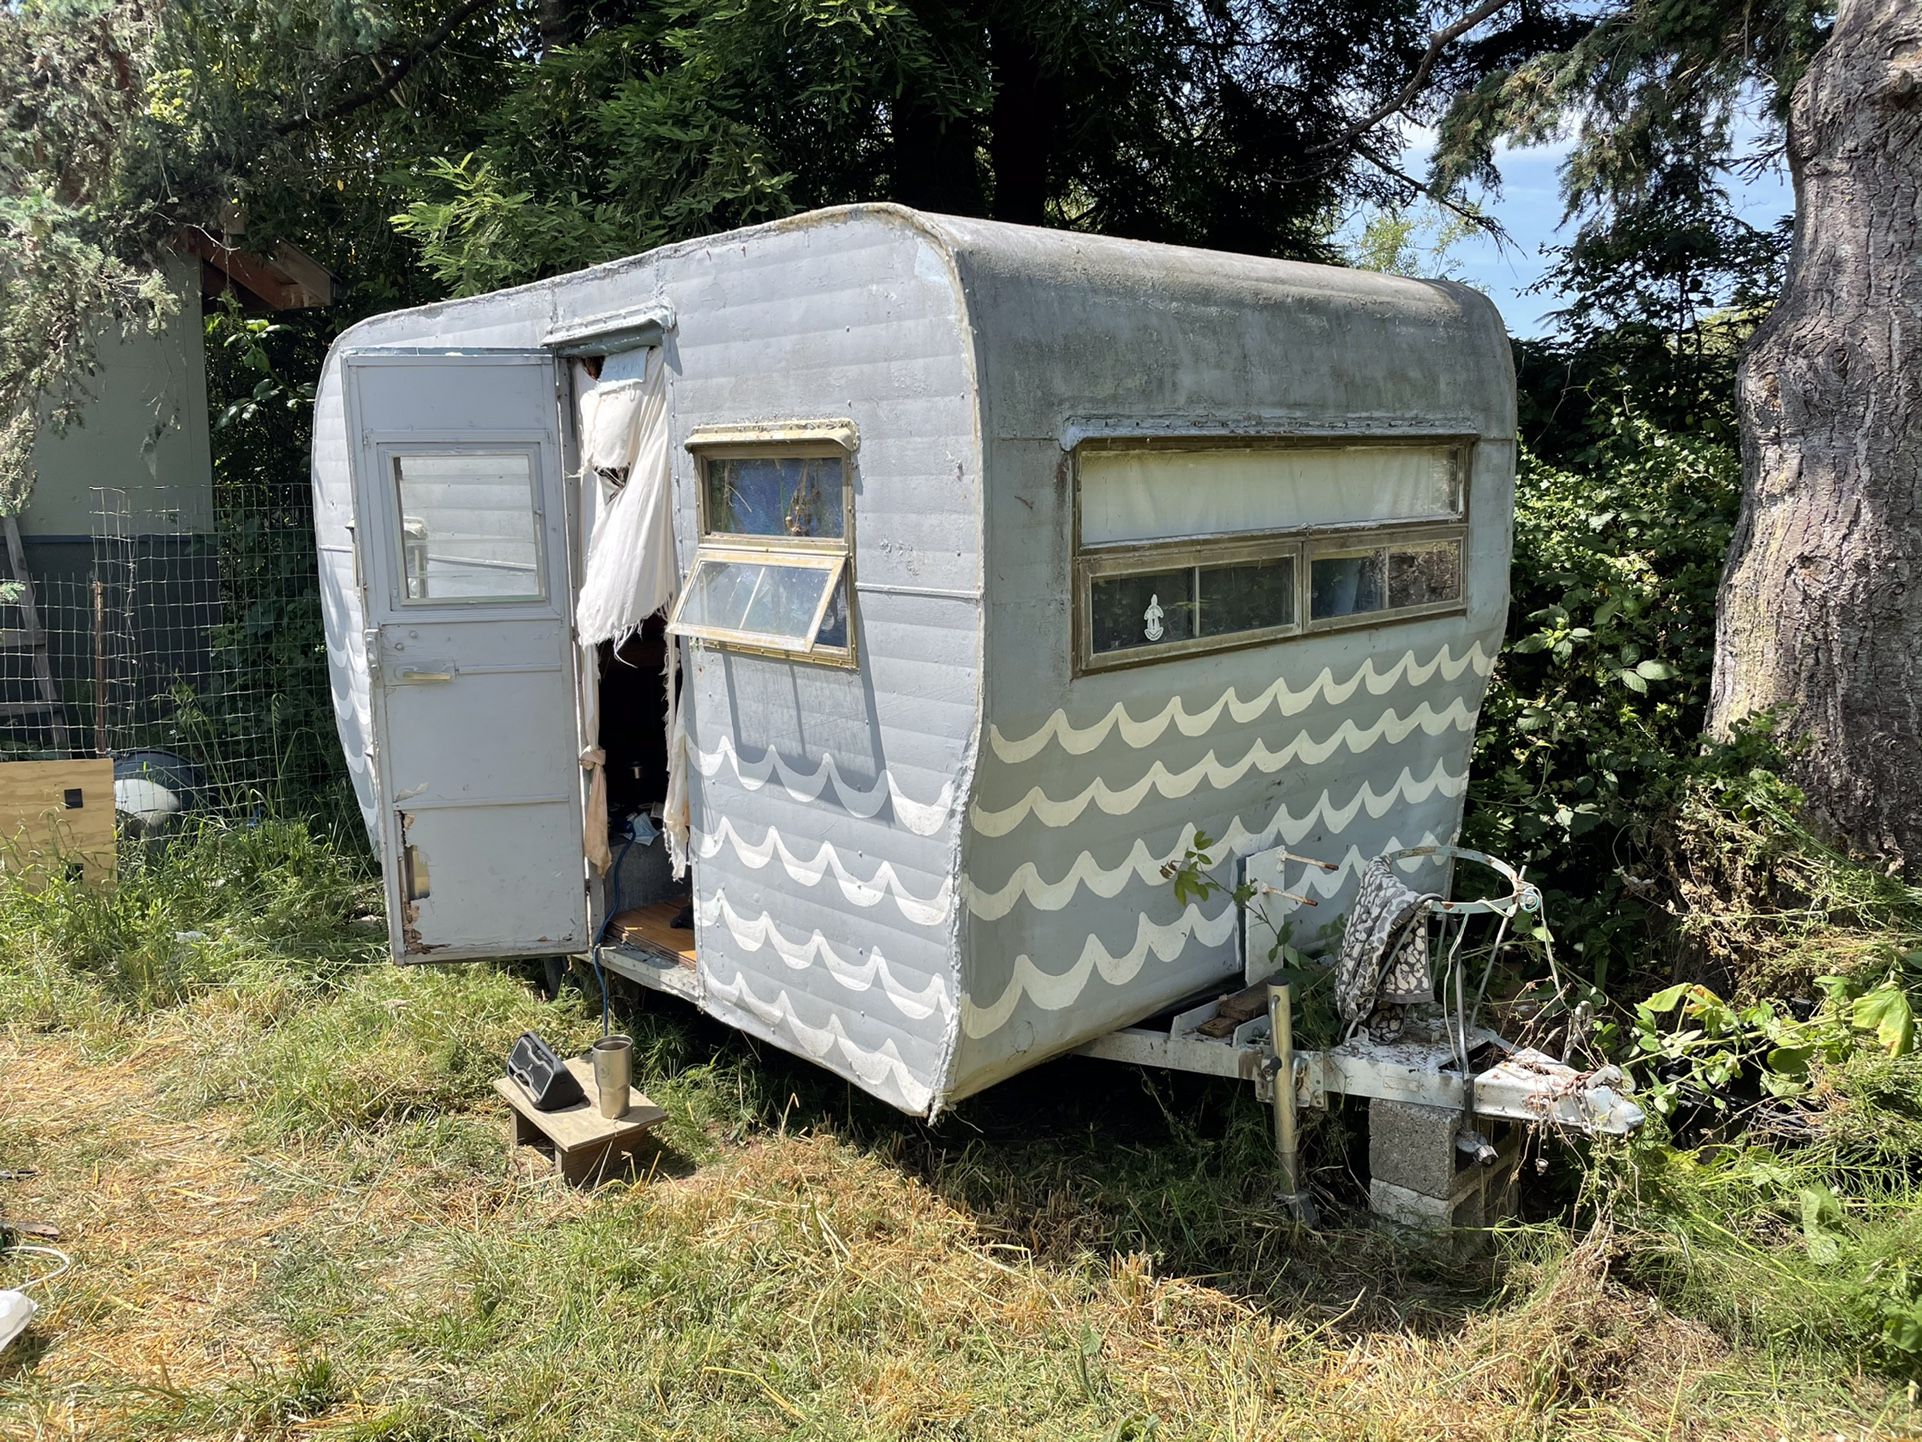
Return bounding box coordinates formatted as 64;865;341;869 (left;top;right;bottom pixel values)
595;620;693;965
569;348;694;971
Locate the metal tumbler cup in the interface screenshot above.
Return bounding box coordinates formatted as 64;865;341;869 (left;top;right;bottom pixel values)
590;1034;633;1119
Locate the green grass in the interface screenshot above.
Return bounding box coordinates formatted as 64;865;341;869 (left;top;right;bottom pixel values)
1;816;1918;1440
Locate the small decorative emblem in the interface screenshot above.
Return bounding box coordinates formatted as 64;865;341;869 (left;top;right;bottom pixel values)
1143;594;1165;642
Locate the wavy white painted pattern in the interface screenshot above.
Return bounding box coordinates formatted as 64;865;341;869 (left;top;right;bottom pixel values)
706;966;933;1112
962;760;1465;919
961;903;1239;1038
694;819;952;926
696;889;952;1021
990;641;1496;765
692;735;954;835
970;696;1480;837
962;830;1449;1040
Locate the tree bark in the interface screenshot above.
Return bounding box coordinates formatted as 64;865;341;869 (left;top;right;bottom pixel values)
538;0;585;52
1710;0;1922;868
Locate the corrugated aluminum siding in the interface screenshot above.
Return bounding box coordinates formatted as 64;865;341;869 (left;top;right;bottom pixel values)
313;210;984;1115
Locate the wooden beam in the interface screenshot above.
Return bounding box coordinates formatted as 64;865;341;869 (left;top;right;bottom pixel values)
184;232;333;311
268;242;334;308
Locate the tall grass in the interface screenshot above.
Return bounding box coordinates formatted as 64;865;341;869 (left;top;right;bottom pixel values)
0;812;380;1024
3;814;1920;1438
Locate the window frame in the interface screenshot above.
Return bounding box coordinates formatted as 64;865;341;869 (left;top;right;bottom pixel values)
1304;526;1466;633
1080;533;1305;669
673;422;859;667
1071;437;1473;675
382;441;550;609
668;545;846;656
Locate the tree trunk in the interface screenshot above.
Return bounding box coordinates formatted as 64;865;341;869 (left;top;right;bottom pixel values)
986;20;1064;225
1710;0;1922;867
889;95;989;218
538;0;585;52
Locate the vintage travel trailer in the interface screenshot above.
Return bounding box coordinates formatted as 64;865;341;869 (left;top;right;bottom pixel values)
314;205;1637;1204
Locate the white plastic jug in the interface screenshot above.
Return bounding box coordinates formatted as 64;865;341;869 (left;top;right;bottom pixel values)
0;1289;37;1354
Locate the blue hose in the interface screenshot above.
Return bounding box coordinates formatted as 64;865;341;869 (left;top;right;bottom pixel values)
589;831;640;1037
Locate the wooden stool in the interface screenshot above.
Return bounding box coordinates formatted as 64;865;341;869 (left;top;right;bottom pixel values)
495;1056;666;1185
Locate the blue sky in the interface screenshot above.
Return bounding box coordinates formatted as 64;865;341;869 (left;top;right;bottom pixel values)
1395;125;1796;338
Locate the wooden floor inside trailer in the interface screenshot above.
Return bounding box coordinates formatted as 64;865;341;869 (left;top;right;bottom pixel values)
606;901;697;968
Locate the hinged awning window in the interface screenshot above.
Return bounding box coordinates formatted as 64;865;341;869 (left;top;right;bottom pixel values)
673;421;859;666
667;547;847;655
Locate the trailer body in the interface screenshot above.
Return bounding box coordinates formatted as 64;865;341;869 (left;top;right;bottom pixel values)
313;204;1515;1117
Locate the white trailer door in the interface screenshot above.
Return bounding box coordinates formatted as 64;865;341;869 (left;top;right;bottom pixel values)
344;349;588;961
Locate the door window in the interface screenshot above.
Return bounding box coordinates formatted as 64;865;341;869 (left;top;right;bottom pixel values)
391;450;546;603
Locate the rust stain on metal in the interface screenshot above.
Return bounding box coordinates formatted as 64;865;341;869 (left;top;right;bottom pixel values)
398;809;432;952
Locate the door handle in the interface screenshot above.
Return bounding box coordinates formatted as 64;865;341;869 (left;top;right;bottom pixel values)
397;666;457;683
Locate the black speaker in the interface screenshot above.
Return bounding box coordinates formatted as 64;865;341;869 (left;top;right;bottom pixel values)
505;1031;587;1111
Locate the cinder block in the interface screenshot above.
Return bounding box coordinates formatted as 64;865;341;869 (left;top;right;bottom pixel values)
1368;1128;1524;1232
1368;1098;1469;1196
1369;1177;1483;1229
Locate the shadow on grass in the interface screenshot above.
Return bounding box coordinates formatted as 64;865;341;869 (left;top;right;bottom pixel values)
0;1328;53;1382
582;963;1513;1342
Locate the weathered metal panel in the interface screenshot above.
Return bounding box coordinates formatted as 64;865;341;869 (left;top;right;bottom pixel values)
663;219;981;1115
312;209;983;1115
932;217;1516;1102
311;347;375;834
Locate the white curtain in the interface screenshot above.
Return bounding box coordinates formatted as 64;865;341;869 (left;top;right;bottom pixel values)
575;349;691;879
1078;444;1461;545
578;350;677;639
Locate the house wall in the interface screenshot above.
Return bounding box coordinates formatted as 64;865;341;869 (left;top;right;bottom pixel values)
22;264;214;538
312;209;985;1115
935;218;1516;1101
5;267;218;739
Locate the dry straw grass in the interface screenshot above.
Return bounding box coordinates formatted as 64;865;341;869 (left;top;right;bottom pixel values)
0;819;1916;1440
2;1013;1909;1441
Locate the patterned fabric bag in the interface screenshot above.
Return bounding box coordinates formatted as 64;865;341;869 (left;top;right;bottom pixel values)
1335;857;1436;1041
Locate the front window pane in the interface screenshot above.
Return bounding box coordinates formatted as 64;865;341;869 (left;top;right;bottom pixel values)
1091;568;1196;654
1387;540;1463;608
704;456;847;540
1199;554;1295;635
1310;550;1385;620
394;453;543;602
673;554;839;650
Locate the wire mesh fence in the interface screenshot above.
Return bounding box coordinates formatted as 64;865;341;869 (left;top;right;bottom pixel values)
0;476;342;818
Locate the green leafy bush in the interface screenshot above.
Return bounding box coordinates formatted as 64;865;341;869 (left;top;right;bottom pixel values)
1603;965;1918;1123
0;814;381;1022
1466;405;1739;985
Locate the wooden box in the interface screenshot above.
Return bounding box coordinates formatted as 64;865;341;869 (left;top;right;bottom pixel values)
0;759;117;888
